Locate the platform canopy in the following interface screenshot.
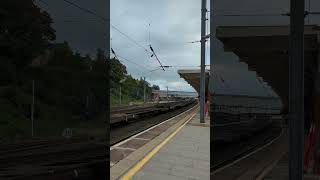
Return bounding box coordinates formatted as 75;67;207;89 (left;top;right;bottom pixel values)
178;69;210;94
216;25;320;112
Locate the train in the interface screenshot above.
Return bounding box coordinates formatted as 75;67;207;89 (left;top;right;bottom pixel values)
111;99;197;125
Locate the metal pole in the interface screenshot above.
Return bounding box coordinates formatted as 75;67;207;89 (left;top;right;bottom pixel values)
210;0;215;158
31;80;34;137
144;77;146;103
166;86;169;102
200;0;207;123
104;1;111;178
106;0;110;64
210;0;215;109
289;0;304;178
120;85;122;105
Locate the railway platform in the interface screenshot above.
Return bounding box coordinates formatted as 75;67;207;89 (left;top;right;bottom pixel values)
110;105;210;180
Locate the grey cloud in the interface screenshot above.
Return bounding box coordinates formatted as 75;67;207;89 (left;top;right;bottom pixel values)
37;0;106;56
43;0;320;95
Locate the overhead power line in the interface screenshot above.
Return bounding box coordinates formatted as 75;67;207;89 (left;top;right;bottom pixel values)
113;57;149;77
117;54;151;72
39;0;176;75
110;48;153;75
61;0;106;21
150;65;210;72
150;68;163;72
215;11;320;17
148;22;152;44
216;13;289;17
111;25;153;55
149;45;165;71
187;40;201;44
54;0;153;55
163;65;210;68
111;48;119;60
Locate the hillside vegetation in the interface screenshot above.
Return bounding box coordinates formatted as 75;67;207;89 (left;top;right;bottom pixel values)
0;0;160;140
110;58;159;106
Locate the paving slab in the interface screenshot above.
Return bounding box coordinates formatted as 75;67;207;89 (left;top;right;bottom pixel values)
132;113;210;180
110;105;199;180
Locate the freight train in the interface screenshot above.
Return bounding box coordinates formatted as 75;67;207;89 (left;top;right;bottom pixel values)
111;99;197;125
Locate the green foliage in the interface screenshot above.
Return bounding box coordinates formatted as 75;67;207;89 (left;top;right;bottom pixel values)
0;1;108;139
0;0;160;140
152;85;160;90
110;58;157;106
0;0;56;68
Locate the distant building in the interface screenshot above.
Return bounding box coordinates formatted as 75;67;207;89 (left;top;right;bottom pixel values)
152;90;197;101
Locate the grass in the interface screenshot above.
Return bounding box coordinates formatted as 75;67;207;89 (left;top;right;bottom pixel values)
0;103;30;141
111;94;144;107
0;90;144;142
0;90;107;142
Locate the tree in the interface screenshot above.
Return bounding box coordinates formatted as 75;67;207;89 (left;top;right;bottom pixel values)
0;0;56;68
109;58;127;88
152;85;160;90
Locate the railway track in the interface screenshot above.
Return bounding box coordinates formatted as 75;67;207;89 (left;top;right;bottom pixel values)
211;104;283;173
110;100;197;145
0;137;108;179
0;100;196;179
211;120;282;172
110;100;195;125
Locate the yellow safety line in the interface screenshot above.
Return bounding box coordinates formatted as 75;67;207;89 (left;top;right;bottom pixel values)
120;108;198;180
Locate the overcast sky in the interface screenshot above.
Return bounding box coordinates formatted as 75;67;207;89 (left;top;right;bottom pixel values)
111;0;204;92
110;0;287;95
38;0;320;96
36;0;106;57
